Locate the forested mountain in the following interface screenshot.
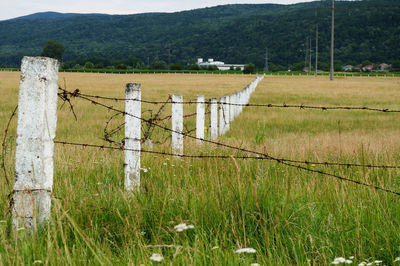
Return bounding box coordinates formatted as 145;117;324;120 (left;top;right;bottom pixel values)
0;0;399;68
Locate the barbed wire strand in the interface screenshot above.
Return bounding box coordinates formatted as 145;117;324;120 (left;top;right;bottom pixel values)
54;140;400;197
1;105;18;186
59;88;400;114
54;91;400;196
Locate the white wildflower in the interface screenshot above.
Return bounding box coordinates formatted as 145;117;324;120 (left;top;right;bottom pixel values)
140;168;148;173
349;257;354;260
250;264;260;266
374;261;382;264
33;260;43;264
358;263;366;266
174;223;195;232
163;162;167;166
366;263;373;266
150;253;163;262
394;257;400;262
235;248;257;254
332;257;351;264
211;246;219;250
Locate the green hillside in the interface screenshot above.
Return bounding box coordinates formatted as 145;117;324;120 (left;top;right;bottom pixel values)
0;0;399;68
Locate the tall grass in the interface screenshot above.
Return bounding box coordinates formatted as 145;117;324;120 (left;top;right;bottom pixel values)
1;72;400;265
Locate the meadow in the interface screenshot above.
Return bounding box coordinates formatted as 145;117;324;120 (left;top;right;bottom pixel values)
1;71;400;265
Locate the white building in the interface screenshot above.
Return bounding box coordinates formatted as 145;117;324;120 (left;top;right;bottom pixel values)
197;58;245;71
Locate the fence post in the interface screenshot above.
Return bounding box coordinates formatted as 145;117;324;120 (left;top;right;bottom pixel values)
172;94;183;155
210;98;218;140
219;96;230;135
219;96;226;135
196;95;205;143
12;56;59;230
124;83;141;191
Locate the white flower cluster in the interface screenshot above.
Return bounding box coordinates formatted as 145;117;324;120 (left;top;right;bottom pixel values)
150;253;164;262
331;257;353;264
174;223;195;232
235;248;257;254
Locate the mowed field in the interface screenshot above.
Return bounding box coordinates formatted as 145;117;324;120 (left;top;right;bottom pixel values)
1;71;400;265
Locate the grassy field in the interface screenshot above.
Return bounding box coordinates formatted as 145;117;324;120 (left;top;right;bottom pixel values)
1;72;400;265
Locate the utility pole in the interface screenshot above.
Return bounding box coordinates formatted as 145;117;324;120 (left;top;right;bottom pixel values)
264;48;269;72
309;36;312;73
315;24;318;77
330;0;335;81
304;37;308;72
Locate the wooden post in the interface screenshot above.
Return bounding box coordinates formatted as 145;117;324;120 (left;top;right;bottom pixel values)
124;83;141;191
210;98;218;140
12;56;59;230
196;95;205;143
172;94;183;155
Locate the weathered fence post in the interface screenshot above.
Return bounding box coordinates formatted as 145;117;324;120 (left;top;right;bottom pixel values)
124;83;141;191
172;94;183;155
219;96;226;135
210;98;218;140
12;56;59;230
229;94;235;122
224;96;230;133
219;96;230;135
196;95;205;143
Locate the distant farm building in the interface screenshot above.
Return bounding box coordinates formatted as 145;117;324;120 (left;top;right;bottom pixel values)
197;58;245;71
342;65;353;71
379;63;391;71
362;65;374;71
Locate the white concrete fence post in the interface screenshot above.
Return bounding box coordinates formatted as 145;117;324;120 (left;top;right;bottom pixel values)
12;56;59;230
229;94;235;122
224;96;230;134
219;96;225;136
210;98;218;140
172;94;183;155
124;83;141;191
219;96;230;135
196;95;205;143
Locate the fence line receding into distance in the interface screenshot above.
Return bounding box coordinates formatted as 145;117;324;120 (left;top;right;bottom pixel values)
4;56;400;231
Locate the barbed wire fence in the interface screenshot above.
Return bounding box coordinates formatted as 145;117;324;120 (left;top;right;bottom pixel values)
3;58;400;230
5;57;400;231
5;84;400;195
4;83;400;193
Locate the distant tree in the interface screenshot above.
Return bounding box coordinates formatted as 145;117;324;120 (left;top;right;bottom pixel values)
151;57;167;69
170;62;184;70
116;64;127;69
391;60;400;72
187;64;200;70
362;60;373;66
95;62;104;69
41;40;65;61
84;62;94;69
207;65;218;71
135;62;145;69
235;66;242;71
243;63;256;74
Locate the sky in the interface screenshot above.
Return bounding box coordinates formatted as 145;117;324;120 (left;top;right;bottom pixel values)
0;0;316;21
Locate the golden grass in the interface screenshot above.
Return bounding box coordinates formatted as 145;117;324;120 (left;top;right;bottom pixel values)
2;72;400;165
2;72;400;264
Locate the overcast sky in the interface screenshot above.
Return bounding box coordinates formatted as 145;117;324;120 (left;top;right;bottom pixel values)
0;0;316;21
